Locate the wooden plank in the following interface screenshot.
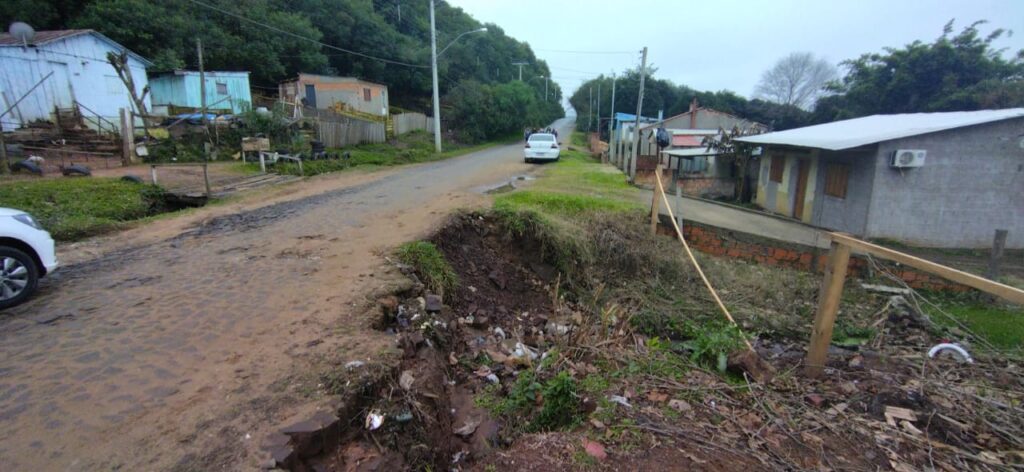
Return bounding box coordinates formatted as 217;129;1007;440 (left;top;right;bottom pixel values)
827;232;1024;305
804;241;851;378
650;164;662;235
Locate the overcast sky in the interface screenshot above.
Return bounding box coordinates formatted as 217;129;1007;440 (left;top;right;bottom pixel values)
447;0;1024;110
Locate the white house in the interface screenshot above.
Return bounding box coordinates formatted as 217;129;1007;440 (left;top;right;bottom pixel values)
0;29;151;132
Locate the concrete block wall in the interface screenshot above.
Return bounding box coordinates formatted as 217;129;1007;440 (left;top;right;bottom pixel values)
868;118;1024;248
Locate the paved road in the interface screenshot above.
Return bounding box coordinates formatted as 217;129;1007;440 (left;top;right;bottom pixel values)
0;118;572;471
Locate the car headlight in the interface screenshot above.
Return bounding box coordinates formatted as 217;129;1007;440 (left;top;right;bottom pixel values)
13;213;43;230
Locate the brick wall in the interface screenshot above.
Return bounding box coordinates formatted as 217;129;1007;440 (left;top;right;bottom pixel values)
677;177;735;199
656;215;968;292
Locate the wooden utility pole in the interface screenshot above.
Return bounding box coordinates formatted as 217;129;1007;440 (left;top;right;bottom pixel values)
608;73;616;164
197;38;207;126
596;82;601;137
630;47;648;183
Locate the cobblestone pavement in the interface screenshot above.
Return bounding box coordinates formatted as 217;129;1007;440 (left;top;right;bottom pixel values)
0;120;569;471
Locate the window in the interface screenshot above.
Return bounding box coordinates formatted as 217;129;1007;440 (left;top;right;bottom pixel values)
216;82;228;95
824;164;850;199
363;88;372;101
769;155;785;183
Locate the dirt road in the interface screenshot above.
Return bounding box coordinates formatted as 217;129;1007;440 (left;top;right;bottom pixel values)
0;118;572;471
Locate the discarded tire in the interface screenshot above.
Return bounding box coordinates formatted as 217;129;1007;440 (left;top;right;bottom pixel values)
121;175;144;184
61;164;92;177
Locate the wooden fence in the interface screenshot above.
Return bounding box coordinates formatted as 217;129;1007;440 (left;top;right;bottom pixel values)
316;115;386;147
391;112;434;136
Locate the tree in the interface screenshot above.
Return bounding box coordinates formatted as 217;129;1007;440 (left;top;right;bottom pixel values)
755;52;837;110
814;20;1024;121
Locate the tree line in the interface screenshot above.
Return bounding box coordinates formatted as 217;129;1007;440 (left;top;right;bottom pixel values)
571;20;1023;134
0;0;564;142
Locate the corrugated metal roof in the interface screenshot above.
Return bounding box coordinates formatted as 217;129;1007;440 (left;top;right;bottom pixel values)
672;135;705;147
0;29;92;46
664;148;718;157
736;109;1024;150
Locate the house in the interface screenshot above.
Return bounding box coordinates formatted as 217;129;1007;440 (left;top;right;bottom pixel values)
609;111;658;163
0;29;151;132
737;109;1024;249
279;73;389;118
638;99;766;156
148;70;252;115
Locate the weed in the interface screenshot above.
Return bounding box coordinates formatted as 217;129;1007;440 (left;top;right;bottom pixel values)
396;241;458;294
683;323;745;371
533;371;581;431
579;374;609;394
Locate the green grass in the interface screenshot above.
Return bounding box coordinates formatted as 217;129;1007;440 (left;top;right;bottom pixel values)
926;295;1024;351
396;240;458;295
0;178;166;241
570;131;588;148
261;130;510;176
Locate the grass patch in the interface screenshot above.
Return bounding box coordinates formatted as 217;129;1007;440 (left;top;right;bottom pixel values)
570;131;588;148
0;178;168;241
925;294;1024;351
396;240;458;295
476;369;581;433
261;130;510;176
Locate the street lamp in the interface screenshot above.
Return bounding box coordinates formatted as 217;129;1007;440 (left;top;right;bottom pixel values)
430;0;487;152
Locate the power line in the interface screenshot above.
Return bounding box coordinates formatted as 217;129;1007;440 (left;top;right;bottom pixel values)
534;48;635;55
185;0;429;69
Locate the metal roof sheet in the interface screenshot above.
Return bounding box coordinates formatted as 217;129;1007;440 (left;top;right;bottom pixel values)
0;29;92;46
736;109;1024;150
664;148;718;157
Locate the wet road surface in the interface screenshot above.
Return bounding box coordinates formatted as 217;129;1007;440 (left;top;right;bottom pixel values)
0;119;572;470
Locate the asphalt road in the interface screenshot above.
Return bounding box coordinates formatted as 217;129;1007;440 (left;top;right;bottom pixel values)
0;118;574;471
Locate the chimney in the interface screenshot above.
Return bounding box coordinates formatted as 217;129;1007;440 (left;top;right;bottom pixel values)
689;97;698;129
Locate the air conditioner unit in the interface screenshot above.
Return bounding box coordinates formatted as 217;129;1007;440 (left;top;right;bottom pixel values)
891;149;926;168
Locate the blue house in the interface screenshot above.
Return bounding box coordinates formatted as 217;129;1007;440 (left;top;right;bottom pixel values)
148;70;252;115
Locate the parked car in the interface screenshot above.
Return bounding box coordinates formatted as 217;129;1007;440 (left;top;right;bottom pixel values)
0;208;58;309
524;133;560;163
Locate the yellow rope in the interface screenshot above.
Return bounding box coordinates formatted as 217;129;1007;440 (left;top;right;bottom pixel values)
654;172;756;353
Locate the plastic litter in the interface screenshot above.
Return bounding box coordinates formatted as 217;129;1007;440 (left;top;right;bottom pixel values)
365;411;384;430
392;411;413;423
345;361;366;369
608;395;632;409
493;327;507;339
485;373;499;384
928;342;974;364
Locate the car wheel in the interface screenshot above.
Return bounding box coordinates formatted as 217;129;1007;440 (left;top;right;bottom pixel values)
0;247;39;310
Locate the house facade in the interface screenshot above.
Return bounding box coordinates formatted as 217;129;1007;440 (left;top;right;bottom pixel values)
149;70;252;115
739;109;1024;249
279;73;389;118
0;29;151;132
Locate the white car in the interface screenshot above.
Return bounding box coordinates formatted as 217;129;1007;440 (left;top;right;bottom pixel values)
0;208;58;309
524;133;560;163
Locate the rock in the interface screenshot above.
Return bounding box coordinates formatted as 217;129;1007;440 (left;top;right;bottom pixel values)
646;391;669;403
471;316;490;328
425;294;443;313
590;418;606;429
668;399;692;413
582;439;607;461
848;355;864;368
487;270;506;289
839;382;858;395
454;418;481;437
399;370;415;390
805;393;826;408
726;349;776;383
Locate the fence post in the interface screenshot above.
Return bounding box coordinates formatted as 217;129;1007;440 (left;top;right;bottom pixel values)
120;107;135;165
650;164;663;235
150;165;158;185
986;229;1008;280
804;241;851;378
259;152;266;173
203;163;211;197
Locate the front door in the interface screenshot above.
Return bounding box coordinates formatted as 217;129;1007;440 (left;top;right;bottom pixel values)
792;159;810;220
304;84;317;108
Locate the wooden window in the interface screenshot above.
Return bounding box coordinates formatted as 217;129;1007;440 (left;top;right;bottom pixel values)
363;88;372;101
216;82;228;95
769;156;785;183
824;164;850;199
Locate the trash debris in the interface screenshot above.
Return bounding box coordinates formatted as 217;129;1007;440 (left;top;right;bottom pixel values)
392;411;413;423
453;418;481;437
608;395;632;409
451;450;469;464
884;406;917;427
365;411;384;430
927;342;974;363
344;361;366;369
485;373;499;384
492;327;507;339
399;370;415;390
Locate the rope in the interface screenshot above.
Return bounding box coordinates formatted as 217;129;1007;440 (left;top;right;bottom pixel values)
653;170;756;353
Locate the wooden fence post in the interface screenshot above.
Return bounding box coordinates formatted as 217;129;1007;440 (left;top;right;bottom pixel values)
986;229;1008;280
650;164;663;235
203;163;211;198
150;165;158;185
804;241;851;378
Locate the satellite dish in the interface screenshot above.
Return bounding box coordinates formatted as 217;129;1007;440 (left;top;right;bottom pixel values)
8;22;35;46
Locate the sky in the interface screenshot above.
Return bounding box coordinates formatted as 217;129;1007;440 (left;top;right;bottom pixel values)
446;0;1024;110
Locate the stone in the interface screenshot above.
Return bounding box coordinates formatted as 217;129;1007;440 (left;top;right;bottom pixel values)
487;270;506;289
726;350;775;383
668;399;692;413
280;419;320;435
425;294;443;313
267;444;294;466
582;439;607;461
399;370;415;390
805;393;826;408
262;432;291;448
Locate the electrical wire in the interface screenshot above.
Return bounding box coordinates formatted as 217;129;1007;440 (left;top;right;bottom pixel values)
534;48;636;55
184;0;429;69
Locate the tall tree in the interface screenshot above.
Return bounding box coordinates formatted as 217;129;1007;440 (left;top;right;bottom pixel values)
754;52;837;110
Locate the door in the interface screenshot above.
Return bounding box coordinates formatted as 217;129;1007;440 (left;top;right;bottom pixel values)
304;84;317;108
46;61;75;109
792;159;810;220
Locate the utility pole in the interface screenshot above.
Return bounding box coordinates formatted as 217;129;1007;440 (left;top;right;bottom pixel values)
512;62;527;81
430;0;442;152
596;82;601;138
197;38;207;126
609;73;616;163
544;76;548;101
630;47;648;183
